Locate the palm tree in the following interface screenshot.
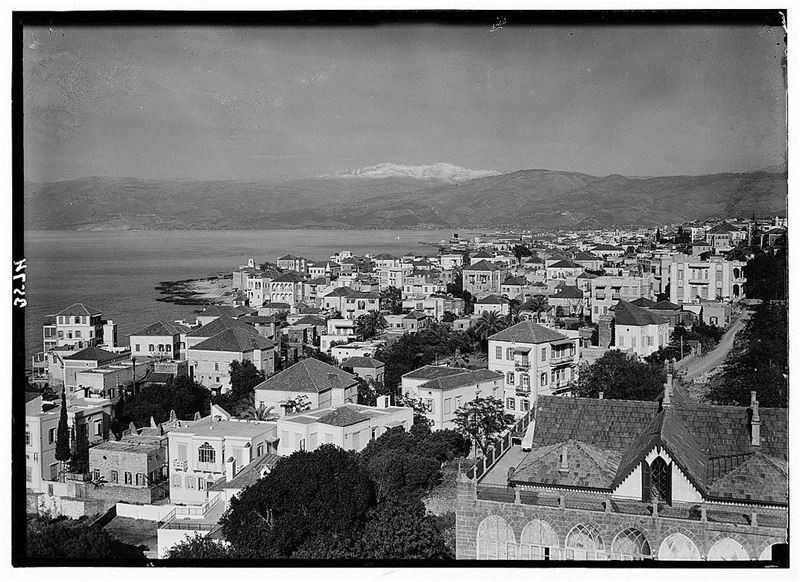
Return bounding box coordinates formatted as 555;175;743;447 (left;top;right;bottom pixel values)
237;395;277;421
446;348;469;368
528;295;549;323
471;311;508;343
356;310;388;339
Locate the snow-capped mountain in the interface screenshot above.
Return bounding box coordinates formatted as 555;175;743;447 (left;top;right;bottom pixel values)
325;162;501;183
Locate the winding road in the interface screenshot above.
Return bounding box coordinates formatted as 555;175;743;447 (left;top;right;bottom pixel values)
675;308;750;382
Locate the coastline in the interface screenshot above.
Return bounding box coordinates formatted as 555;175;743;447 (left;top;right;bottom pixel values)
155;274;233;307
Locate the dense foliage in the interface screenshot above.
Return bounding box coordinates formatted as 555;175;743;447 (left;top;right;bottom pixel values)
745;249;787;301
379;286;403;315
573;350;667;401
374;323;474;392
26;516;143;561
646;321;724;364
708;302;788;407
213;360;266;412
122;375;210;426
355;311;388;339
55;390;71;464
452;396;514;456
166;534;234;560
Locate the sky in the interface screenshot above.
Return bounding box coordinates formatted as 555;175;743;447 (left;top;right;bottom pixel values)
22;23;787;182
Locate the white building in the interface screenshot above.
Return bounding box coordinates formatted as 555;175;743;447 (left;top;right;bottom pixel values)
612;300;670;358
129;320;190;360
667;254;747;305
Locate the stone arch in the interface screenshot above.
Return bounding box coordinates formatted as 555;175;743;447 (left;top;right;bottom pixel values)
611;527;652;561
707;538;749;561
658;532;701;561
477;514;517;560
518;519;560;560
564;523;606;560
759;541;786;561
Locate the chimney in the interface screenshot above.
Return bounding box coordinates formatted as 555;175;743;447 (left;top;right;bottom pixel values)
750;391;761;446
150;416;157;428
558;446;569;473
225;456;237;482
663;374;673;407
376;395;390;409
598;391;604;400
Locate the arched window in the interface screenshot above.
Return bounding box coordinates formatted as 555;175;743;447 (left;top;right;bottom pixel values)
759;543;785;561
519;519;559;560
707;538;749;561
477;515;516;560
650;457;672;505
198;442;216;464
611;528;652;560
658;532;701;561
564;524;605;560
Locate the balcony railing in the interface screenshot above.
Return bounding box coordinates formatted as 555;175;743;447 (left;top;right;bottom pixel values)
173;459;188;471
515;384;531;396
550;353;575;365
514;358;530;369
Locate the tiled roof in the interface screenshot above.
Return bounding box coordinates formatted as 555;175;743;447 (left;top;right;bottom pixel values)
471;250;495;258
650;300;681;311
630;297;657;308
55;303;101;317
502;276;528;286
573;251;600;261
131;320;189;337
476;294;510;304
198;305;253;319
550;286;584;299
707;453;788;504
419;369;502;391
63;346;120;363
548;259;583;269
187;316;254;338
488;321;569;344
464;259;501;272
401;365;470;380
292;315;327;327
317;405;371;427
324;287;378;299
241;315;276;325
341;356;384;368
191;327;275;353
255;358;357;393
591;244;624;251
613;300;668;326
272;272;305;283
513;440;623;489
210;453;282;491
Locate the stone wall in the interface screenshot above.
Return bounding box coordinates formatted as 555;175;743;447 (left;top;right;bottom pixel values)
455;479;786;561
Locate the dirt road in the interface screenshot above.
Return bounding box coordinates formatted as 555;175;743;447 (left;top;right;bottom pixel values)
676;309;750;382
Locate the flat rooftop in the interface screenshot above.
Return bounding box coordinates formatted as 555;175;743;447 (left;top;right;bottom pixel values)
171;418;277;438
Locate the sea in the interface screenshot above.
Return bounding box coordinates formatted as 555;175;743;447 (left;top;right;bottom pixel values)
23;229;467;364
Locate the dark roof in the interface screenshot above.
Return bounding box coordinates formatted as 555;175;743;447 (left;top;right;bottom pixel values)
502;276;528;286
210;453;282;491
324;287;378;299
272;272;305;283
419;369;503;391
613;300;668;326
191;327;275;352
650;300;682;311
401;365;470;381
55;303;101;317
292;315;327;327
317;405;371;427
241;315;276;325
187;316;254;338
488;321;569;344
263;302;291;309
342;356;384;369
550;286;584;299
140;370;175;384
198;305;253;319
630;297;657;308
476;294;510;304
471;249;495;258
131;320;189;337
513;440;622;489
591;244;624;251
548;259;583;269
573;251;600;261
373;253;399;260
63;346;120;363
464;259;500;272
707;453;787;504
255;358;357;393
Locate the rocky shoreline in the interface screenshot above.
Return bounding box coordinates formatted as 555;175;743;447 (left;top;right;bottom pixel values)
155;274;234;306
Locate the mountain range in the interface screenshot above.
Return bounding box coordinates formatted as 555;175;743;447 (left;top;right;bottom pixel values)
23;164;787;231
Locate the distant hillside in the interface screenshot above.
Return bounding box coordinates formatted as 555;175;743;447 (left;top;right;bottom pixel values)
324;162;501;183
24;168;787;230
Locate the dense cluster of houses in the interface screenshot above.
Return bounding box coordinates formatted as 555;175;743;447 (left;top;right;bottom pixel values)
24;216;787;560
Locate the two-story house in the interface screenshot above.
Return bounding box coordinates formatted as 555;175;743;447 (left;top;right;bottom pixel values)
612;300;670;358
129;320;190;360
463;260;507;298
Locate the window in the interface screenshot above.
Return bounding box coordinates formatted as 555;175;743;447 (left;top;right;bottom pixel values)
94;420;102;436
136;473;145;486
521;374;530;390
495;346;502;359
48;428;56;444
657;533;700;561
74;316;80;324
124;472;132;485
256;443;264;457
455;395;462;409
425;399;434;413
506;398;515;410
111;471;118;483
506;372;514;384
611;528;652;561
158;344;164;352
707;538;750;561
177;444;187;461
166;344;172;352
25;432;31;445
198;442;216;464
477;515;516;560
521;399;530;412
540;373;548;386
650;457;672;504
135;344;140;352
541;347;547;361
186;475;196;489
148;344;154;352
26;467;32;482
565;524;605;560
519;519;559;560
75;330;81;338
444;398;452;415
214;362;219;372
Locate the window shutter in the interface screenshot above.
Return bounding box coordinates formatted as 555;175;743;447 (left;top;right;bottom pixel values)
641;460;652;503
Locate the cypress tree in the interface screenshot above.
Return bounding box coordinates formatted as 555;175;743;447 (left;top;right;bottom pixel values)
55;390;71;464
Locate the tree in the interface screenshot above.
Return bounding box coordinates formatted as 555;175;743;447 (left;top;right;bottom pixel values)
229;360;266;401
512;244;532;265
469;311;507;350
527;295;549;322
655;227;662;243
421;429;471;463
123;375;210;426
745;249;787;301
220;444;375;558
573;350;666;401
236;393;277;421
26;516;122;560
362;497;451;559
453;397;514;457
445;269;463;297
355;311;388;340
356;377;391;407
55;389;71;470
284;394;312;415
441;311;457;323
379;286;403;315
708;302;787;407
166;534;235;559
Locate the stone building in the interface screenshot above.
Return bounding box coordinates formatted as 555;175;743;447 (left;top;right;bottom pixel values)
455;383;787;562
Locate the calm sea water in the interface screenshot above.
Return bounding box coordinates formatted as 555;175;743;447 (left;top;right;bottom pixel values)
23;229;464;363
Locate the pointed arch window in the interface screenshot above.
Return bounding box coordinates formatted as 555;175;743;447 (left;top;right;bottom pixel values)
477;515;516;560
519;519;559;560
565;524;605;560
198;442;216;464
611;528;652;561
650;457;672;505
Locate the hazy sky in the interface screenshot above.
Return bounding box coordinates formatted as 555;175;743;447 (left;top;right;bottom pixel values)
23;24;786;182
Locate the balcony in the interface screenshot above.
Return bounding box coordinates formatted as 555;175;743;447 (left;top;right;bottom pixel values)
550;353;575;365
514;358;530;370
173;459;187;471
515;384;531;396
